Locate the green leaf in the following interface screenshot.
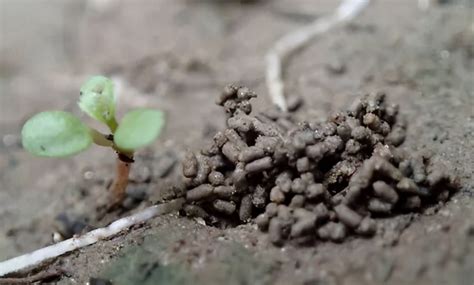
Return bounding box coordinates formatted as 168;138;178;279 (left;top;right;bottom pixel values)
78;76;117;131
21;111;92;157
114;109;165;151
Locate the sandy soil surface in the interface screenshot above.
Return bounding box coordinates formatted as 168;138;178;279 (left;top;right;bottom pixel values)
0;0;472;284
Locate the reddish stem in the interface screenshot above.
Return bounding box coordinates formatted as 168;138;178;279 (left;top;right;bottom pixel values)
109;158;131;205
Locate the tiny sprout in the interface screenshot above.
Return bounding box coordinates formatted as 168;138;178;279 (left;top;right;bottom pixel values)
21;76;165;206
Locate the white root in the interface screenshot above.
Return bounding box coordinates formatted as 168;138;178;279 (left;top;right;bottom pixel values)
0;198;185;277
418;0;431;11
265;0;371;112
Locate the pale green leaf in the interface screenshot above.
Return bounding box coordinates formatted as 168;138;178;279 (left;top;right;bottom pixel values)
78;76;117;130
21;111;92;157
114;109;165;151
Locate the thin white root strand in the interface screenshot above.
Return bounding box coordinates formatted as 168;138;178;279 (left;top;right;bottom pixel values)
0;198;185;277
418;0;431;11
265;0;371;112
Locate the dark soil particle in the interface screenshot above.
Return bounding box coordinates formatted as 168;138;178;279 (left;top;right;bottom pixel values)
178;86;460;245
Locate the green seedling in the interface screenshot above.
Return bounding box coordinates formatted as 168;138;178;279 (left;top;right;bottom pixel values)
21;76;165;205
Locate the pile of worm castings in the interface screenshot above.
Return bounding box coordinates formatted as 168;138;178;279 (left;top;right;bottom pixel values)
179;85;459;245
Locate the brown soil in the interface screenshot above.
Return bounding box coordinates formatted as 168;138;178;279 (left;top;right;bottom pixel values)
0;0;472;284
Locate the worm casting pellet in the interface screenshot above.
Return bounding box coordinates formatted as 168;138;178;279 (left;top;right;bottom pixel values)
385;122;406;146
182;152;198;178
372;157;403;181
186;184;214;202
276;172;292;193
291;216;316;238
194;155;211;185
256;136;281;154
398;159;412;177
239;194;253;222
213;200;237;215
343;185;362;205
318;222;347;242
352;126;371;142
363;113;381;131
277;205;293;221
183;204;209;219
334;204;362;228
355;217;376;236
291;178;306;194
345;139;361;155
222;142;241;164
313;203;330;224
397;178;428;196
256;213;270;231
289;195;305;208
265;203;278;217
224;129;247;149
368;198;393;214
306;143;328;162
239;146;265;162
208;155;226;170
208;171;225;186
213;131;228;148
270;186;285;204
245;157;273;173
372;181;399;204
269;218;285;245
337;123;352;141
214;185;236;198
306;183;326;201
228;116;253;133
296;157;311;173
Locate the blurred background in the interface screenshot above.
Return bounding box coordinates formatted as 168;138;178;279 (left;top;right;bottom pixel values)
0;1;472;278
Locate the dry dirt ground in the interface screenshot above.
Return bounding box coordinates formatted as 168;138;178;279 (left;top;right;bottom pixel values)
0;0;473;284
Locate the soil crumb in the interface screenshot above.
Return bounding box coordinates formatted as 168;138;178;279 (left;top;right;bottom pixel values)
178;85;460;245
